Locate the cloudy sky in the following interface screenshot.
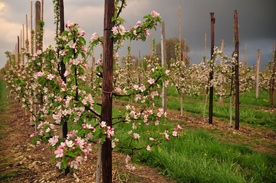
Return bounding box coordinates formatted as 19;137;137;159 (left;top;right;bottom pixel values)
0;0;275;69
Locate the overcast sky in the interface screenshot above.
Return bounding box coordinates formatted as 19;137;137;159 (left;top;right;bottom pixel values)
0;0;275;69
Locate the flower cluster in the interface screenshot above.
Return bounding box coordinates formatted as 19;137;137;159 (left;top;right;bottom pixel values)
54;130;92;170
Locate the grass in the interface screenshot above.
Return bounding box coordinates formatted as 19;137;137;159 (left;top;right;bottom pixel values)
0;79;7;110
115;122;276;183
1;76;275;182
157;86;276;131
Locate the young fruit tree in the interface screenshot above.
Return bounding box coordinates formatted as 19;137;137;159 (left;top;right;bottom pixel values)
4;0;184;182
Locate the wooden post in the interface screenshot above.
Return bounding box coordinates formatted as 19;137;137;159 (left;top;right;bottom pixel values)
26;15;29;52
42;0;44;21
243;44;247;67
35;1;41;51
17;36;20;69
149;30;152;60
234;10;240;130
30;1;34;54
161;21;167;112
22;24;25;65
270;50;276;108
219;39;224;104
178;4;182;61
209;12;215;125
183;39;187;64
101;1;114;182
204;33;207;61
57;0;69;175
256;49;261;98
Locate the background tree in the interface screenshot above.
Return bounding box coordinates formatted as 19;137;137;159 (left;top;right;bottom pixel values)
156;37;190;68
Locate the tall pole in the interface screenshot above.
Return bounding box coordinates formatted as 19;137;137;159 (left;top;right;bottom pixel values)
26;15;29;52
243;44;247;67
101;1;114;182
22;24;25;65
57;0;69;175
161;21;167;112
209;12;215;125
42;0;44;21
17;36;20;69
219;39;224;104
204;33;207;61
30;1;34;54
35;1;41;51
270;49;276;108
256;49;261;98
178;4;182;60
234;10;240;130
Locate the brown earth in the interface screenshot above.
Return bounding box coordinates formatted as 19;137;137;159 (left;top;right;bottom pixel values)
0;98;275;182
0;99;175;183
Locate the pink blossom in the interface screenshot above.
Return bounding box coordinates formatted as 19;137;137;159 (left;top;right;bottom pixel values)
36;50;42;55
136;20;141;27
112;25;127;36
91;32;99;42
157;108;164;118
177;125;183;130
133;85;139;90
34;71;44;79
112;26;119;35
47;74;55;80
133;133;140;139
112;138;119;148
139;84;146;92
66;20;75;28
74;137;85;149
56;161;61;169
78;29;86;36
48;135;59;146
53;112;62;124
146;145;152;152
65;139;74;148
106;126;114;138
149;137;155;141
164;130;170;141
125;155;135;171
172;131;178;137
100;121;106;128
115;87;123;93
147;78;155;85
70;161;79;169
151;10;160;18
54;146;64;158
64;70;70;77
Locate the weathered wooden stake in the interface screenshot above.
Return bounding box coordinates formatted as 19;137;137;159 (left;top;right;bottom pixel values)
256;49;261;98
161;21;167;112
234;10;240;130
219;39;224;104
209;12;215;125
101;1;114;182
17;36;20;69
178;4;182;61
35;1;41;51
270;50;276;108
26;15;29;52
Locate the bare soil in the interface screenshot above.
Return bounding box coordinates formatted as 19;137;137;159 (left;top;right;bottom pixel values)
0;98;275;182
0;99;175;183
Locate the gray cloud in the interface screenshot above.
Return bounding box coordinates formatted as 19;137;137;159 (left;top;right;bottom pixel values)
1;0;275;69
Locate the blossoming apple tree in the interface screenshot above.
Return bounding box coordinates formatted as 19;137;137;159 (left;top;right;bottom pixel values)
4;0;184;181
